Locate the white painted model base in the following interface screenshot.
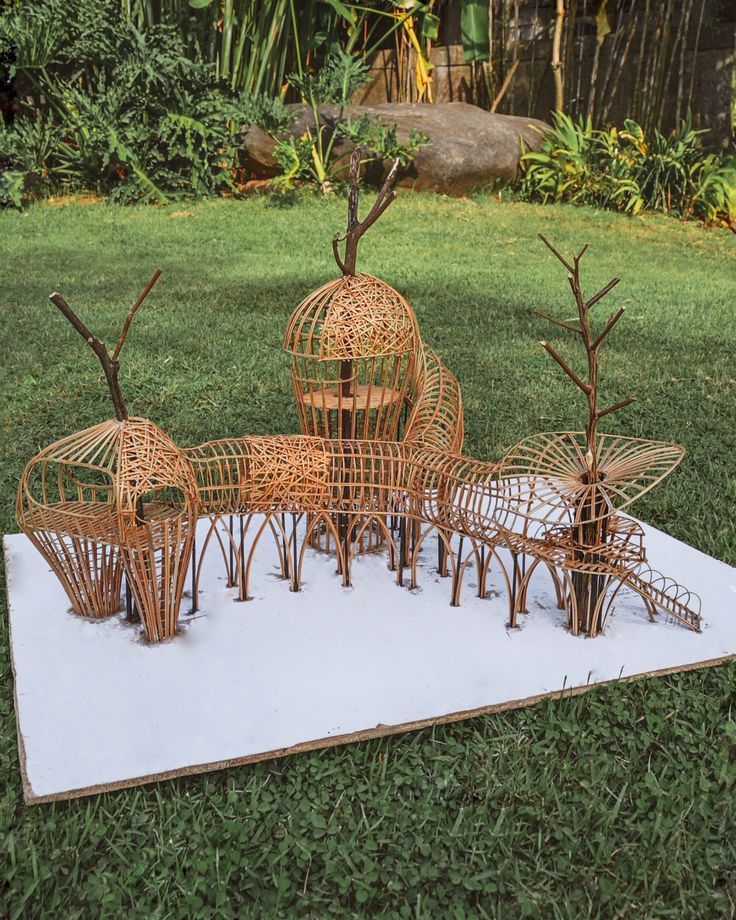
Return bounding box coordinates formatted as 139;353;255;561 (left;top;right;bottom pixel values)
5;516;736;803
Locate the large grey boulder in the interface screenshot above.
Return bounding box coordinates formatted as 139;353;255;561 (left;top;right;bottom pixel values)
242;102;549;195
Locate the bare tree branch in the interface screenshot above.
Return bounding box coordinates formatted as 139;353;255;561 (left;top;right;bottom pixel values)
538;233;574;273
50;293;128;421
596;396;636;418
112;268;162;361
336;147;401;276
49;271;162;423
585;277;621;311
592;306;626;350
541;340;592;393
332;234;346;274
534;309;581;334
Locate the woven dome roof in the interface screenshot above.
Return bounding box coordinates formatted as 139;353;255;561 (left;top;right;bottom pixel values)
19;418;197;524
284;273;421;360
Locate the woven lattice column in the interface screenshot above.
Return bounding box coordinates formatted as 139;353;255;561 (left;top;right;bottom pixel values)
283;148;423;561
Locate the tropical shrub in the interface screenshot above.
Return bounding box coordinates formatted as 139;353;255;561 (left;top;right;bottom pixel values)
0;2;428;205
0;0;254;204
272;49;428;194
517;112;736;230
121;0;437;99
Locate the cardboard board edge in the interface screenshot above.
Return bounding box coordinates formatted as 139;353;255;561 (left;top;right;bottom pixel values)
21;652;735;805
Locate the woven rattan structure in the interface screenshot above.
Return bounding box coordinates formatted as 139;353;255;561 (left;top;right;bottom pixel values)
284;273;421;442
18;418;198;641
17;275;198;642
283;150;425;557
17;158;701;644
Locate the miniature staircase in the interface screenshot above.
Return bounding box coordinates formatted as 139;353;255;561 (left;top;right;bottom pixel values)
623;564;702;631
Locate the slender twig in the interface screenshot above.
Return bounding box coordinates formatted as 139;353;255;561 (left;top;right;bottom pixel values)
537;237;635;484
585;277;621;311
332;235;346;274
540;341;591;393
335;146;400;276
534;309;580;334
112;269;162;361
50;293;128;422
596;396;636;419
538;233;574;273
592;306;626;350
49;272;160;422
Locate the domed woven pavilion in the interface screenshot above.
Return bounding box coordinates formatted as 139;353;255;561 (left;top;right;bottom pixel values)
283;272;421;442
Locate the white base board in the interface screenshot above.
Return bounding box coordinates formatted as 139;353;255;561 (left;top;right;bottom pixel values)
5;517;736;803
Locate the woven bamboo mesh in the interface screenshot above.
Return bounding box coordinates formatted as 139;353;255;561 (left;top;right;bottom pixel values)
19;422;700;642
183;429;700;631
18;418;198;642
284;273;422;442
16;183;701;644
283;272;423;556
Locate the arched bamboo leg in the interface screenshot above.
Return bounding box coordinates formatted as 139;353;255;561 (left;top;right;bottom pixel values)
588;573;617;638
193;515;219;602
195;514;243;601
516;554;532;613
349;514;398;582
212;515;241;588
26;530;124;619
507;553;520;628
288;513;304;592
235;513;253;601
559;569;580;636
515;556;543;620
450;536;471;607
242;513;280;601
267;516;290;582
450;538;484;607
438;530;451;577
410;526;456;591
545;563;566;610
394;515;411;587
477;545;486;598
480;544;512;610
298;512;348;589
122;513;195;643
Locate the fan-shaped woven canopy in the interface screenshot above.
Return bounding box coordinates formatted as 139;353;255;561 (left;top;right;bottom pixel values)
283;273;421;360
495;431;685;524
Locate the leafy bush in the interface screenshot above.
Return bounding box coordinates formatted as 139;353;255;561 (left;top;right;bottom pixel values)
272;49;428;194
518;112;736;229
0;0;252;205
0;4;427;206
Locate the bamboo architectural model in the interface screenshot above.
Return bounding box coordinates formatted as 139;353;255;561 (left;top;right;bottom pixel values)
17;150;701;644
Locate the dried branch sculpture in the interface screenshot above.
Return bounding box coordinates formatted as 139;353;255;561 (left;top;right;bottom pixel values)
495;235;689;635
17;169;701;646
18;273;198;642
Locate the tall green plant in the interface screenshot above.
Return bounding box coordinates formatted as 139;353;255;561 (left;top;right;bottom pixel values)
0;0;250;204
119;0;418;97
518;111;736;229
272;48;428;194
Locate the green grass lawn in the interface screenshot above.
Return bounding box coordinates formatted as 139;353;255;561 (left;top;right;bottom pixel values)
1;194;735;918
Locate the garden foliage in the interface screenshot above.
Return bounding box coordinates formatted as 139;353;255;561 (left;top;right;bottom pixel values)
0;0;254;204
0;1;427;205
518;111;736;229
273;49;428;194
